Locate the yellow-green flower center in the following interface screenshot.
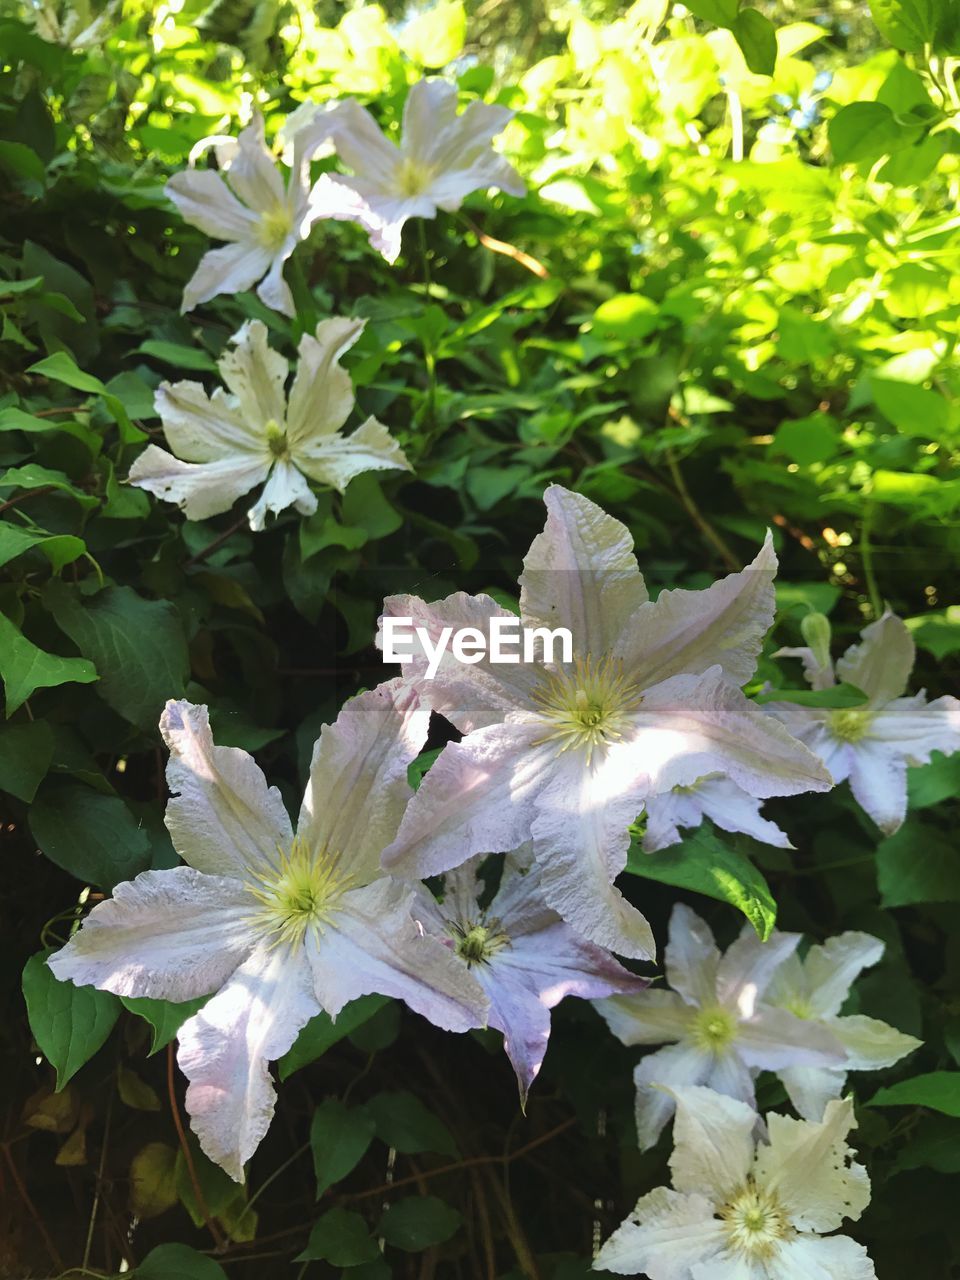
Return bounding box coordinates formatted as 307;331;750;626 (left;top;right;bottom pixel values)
720;1181;789;1259
532;656;642;764
265;418;288;459
395;156;436;197
256;204;294;251
691;1005;737;1052
829;708;870;742
452;918;508;966
246;837;354;946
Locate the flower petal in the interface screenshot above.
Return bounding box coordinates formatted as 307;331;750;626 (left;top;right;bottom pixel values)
256;249;296;317
166;169;259;240
381;721;550;879
777;1064;847;1123
800;932;885;1018
830;1013;921;1071
595;1187;726;1279
177;939;319;1181
378;592;540;732
217;319;288;428
755;1097;871;1232
626;667;834;799
127;445;268;521
846;746;907;833
401;79;461;157
47;867;254;1001
633;1045;713;1151
774;1234;877;1280
181;240;274;314
224;114;287;214
309;878;487;1031
161;699;294;878
595;988;695;1046
518;484;649;658
297;680;430;886
868;692;960;763
154;380;263;462
667;1084;757;1200
246;460;317;530
664;904;721;1009
622;532;776;689
696;776;793;849
326;98;403;186
735;1008;845;1070
836;611;914;706
716;927;801;1009
294;415;410;492
286;317;365;443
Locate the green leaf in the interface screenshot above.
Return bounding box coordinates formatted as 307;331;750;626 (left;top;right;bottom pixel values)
771;412;839;466
29;779;153;889
592;294;660;340
135;339;218;371
0;405;100;453
310;1098;376;1197
626;826;777;939
0;524;86;572
295;1208;380;1265
894;1115;960;1173
277;995;389;1080
876;822;960;907
829;102;913;164
0;463;99;509
367;1091;460;1158
28;351;145;443
408;747;443;790
121;995;208;1054
45;584;190;730
135;1243;228;1280
22;950;120;1090
754;683;868;708
0;719;54;801
0;612;97;715
869;0;939;51
908;752;960;809
869;1072;960;1116
872;378;953;437
0;139;46;183
685;0;739;25
398;0;467;67
732;9;777;74
377;1196;463;1251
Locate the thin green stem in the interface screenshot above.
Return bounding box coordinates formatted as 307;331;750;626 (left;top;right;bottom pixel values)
287;253;317;339
417;220;437;429
860;501;882;620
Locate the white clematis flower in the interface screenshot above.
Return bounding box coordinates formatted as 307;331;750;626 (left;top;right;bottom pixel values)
414;852;648;1101
761;930;921;1122
167;113;364;315
378;485;832;961
765;611;960;834
48;689;487;1182
295;77;525;264
595;904;844;1150
128;317;409;530
642;775;793;853
595;1085;876;1279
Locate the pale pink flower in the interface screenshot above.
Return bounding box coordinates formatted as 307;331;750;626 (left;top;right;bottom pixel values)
642;774;792;853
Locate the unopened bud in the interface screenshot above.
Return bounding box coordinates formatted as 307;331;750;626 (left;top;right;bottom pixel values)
800;612;832;669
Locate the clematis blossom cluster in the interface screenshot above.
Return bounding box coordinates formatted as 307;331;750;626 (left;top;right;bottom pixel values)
765;610;960;833
128;317;409;530
378;484;832;961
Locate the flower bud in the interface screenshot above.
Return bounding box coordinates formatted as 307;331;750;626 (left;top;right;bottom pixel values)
800;612;832;670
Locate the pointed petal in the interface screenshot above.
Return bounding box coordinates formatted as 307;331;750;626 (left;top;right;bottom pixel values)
847;747;907;833
594;1187;726;1278
868;693;960;763
773;644;836;691
378;592;539;732
641;788;697;852
696;776;793;848
667;1084;757;1199
755;1097;870;1231
224;114;286;213
595;989;694;1046
401;78;461;156
830;1013;921;1071
633;1045;713;1150
777;1064;847;1122
628;667;834;799
309;878;487;1031
531;748;655;959
622;532;776;689
381;722;549;878
294;415;410;492
286;317;364;443
836;612;914;705
256;249;296;317
774;1235;877;1280
178;940;319;1181
428;152;526;207
735;1008;845;1070
246;460;317;530
801;932;885;1018
716;928;801;1009
47;867;254;1001
181;241;273;314
298;680;430;886
154;380;262;462
518;484;649;657
703;1049;757;1106
127;445;268;521
217;320;288;428
161;700;293;878
326;98;402;186
165;169;258;240
664;903;721;1009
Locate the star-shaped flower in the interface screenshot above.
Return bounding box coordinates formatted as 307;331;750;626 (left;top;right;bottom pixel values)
128;317;409;530
48;689;486;1181
414;852;647;1101
595;904;844;1149
761;930;921;1122
642;775;793;853
595;1085;875;1279
377;485;832;960
167;113;363;315
296;77;525;263
765;611;960;834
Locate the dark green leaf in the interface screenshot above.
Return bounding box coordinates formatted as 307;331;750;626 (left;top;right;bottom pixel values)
0;719;54;801
278;995;389;1080
310;1098;376;1197
869;1072;960;1116
755;683;868;708
876;822;960;907
367;1091;459;1158
377;1196;462;1251
829;101;915;164
121;995;207;1054
22;950;120;1090
135;1243;229;1279
732;9;777;74
0;612;97;714
295;1208;380;1265
29;779;152;889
